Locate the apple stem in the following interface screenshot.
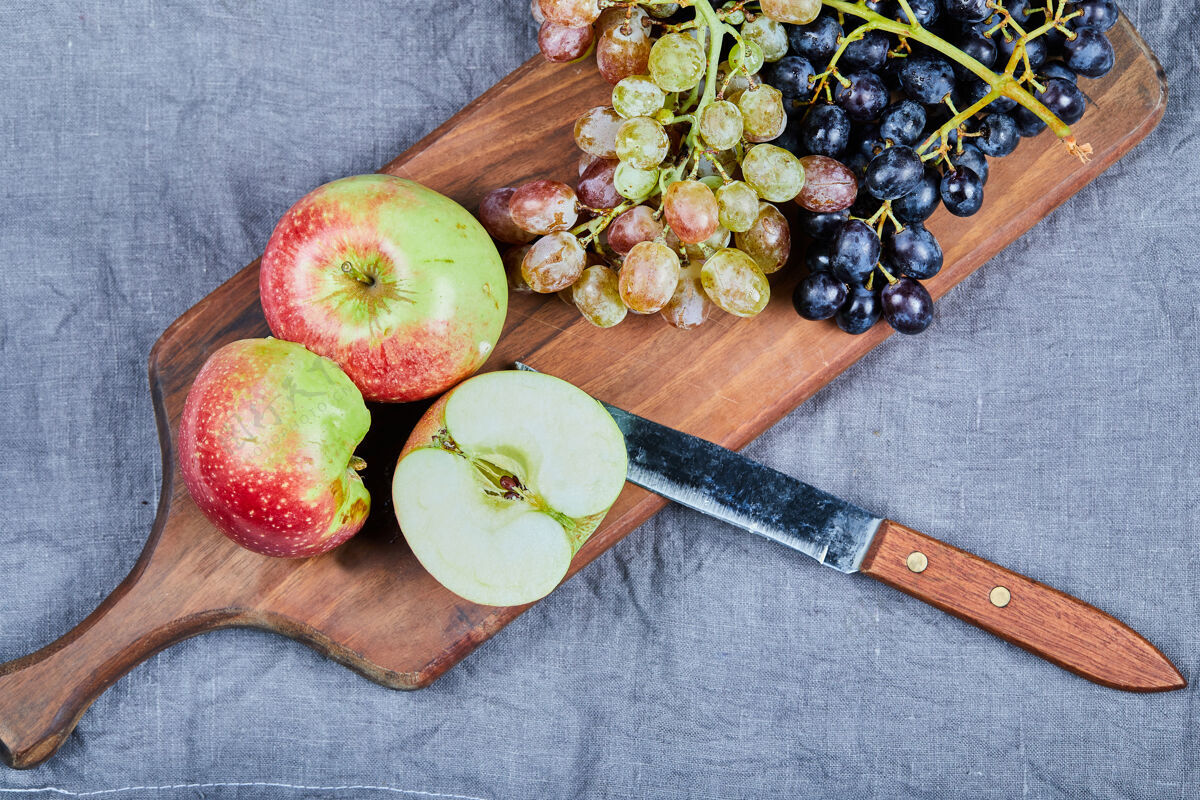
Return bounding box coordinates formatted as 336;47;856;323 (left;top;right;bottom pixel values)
350;456;367;472
340;260;375;287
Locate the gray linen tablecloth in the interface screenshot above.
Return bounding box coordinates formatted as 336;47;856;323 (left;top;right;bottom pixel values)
1;1;1196;797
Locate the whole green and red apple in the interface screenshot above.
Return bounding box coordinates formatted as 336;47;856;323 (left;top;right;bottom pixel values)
179;338;371;558
260;174;507;403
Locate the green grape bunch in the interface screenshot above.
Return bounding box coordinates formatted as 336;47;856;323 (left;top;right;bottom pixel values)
477;0;817;329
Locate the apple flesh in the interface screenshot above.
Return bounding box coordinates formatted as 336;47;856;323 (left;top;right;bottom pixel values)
392;370;628;606
179;338;371;558
260;174;507;403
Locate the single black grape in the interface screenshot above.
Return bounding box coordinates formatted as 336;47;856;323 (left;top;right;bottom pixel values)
806;237;835;272
850;189;882;220
835;71;889;122
843;30;891;72
865;145;925;200
766;56;816;100
899;56;956;105
844;149;872;180
793;271;849;320
800;103;852;157
1040;61;1077;83
1074;0;1119;31
975;113;1020;156
881;276;934;334
893;0;940;27
1034;77;1087;125
773;119;805;153
853;122;887;160
940;167;984;216
956;76;1018;113
1042;22;1070;54
835;284;882;334
879;100;926;147
1011;105;1046;137
951;142;989;184
944;0;991;23
953;31;997;81
1064;25;1115;77
884;222;943;279
798;208;851;240
996;31;1047;70
880;55;906;92
924;14;958;42
1002;0;1037;28
892;167;941;223
833;219;882;285
788;15;843;64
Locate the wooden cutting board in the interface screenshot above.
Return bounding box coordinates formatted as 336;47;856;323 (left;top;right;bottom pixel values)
0;19;1166;769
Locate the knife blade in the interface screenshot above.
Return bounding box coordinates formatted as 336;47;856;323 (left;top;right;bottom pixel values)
514;363;1185;693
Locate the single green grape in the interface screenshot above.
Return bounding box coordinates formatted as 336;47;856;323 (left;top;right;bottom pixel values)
662;179;720;244
735;202;791;274
615;116;669;170
660;259;713;330
612;75;666;119
648;33;706;93
716;181;759;233
614;162;660;201
759;0;822;25
699;175;724;192
698;100;744;151
700;248;771;317
572;264;628;327
737;84;786;142
741;143;805;203
522;231;586;293
740;15;790;62
573;106;623;158
619;241;682;314
729;40;765;75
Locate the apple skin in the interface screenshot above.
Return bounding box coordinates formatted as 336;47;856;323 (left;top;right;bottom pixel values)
178;338;371;558
260;174;507;403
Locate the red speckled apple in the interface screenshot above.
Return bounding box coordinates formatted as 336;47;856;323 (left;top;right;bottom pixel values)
179;338;371;558
260;174;507;403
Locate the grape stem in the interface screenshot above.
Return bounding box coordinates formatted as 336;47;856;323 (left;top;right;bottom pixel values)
919;86;1002;160
819;0;1091;160
572;199;637;245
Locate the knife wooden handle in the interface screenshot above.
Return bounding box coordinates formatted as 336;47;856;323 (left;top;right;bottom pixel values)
859;520;1185;692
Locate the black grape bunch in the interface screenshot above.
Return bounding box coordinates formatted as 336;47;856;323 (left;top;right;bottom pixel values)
784;0;1117;334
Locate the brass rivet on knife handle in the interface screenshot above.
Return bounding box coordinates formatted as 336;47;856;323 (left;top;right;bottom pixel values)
906;552;928;573
859;520;1187;692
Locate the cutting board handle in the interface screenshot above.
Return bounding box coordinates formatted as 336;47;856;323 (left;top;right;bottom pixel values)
0;522;232;770
860;520;1186;692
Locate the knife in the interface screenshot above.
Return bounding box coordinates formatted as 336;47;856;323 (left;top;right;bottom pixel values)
515;363;1185;692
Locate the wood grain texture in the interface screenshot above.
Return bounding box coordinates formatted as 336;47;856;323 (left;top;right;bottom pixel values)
860;520;1186;692
0;19;1169;769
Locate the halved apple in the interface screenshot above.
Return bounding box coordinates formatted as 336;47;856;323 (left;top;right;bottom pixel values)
392;370;628;606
